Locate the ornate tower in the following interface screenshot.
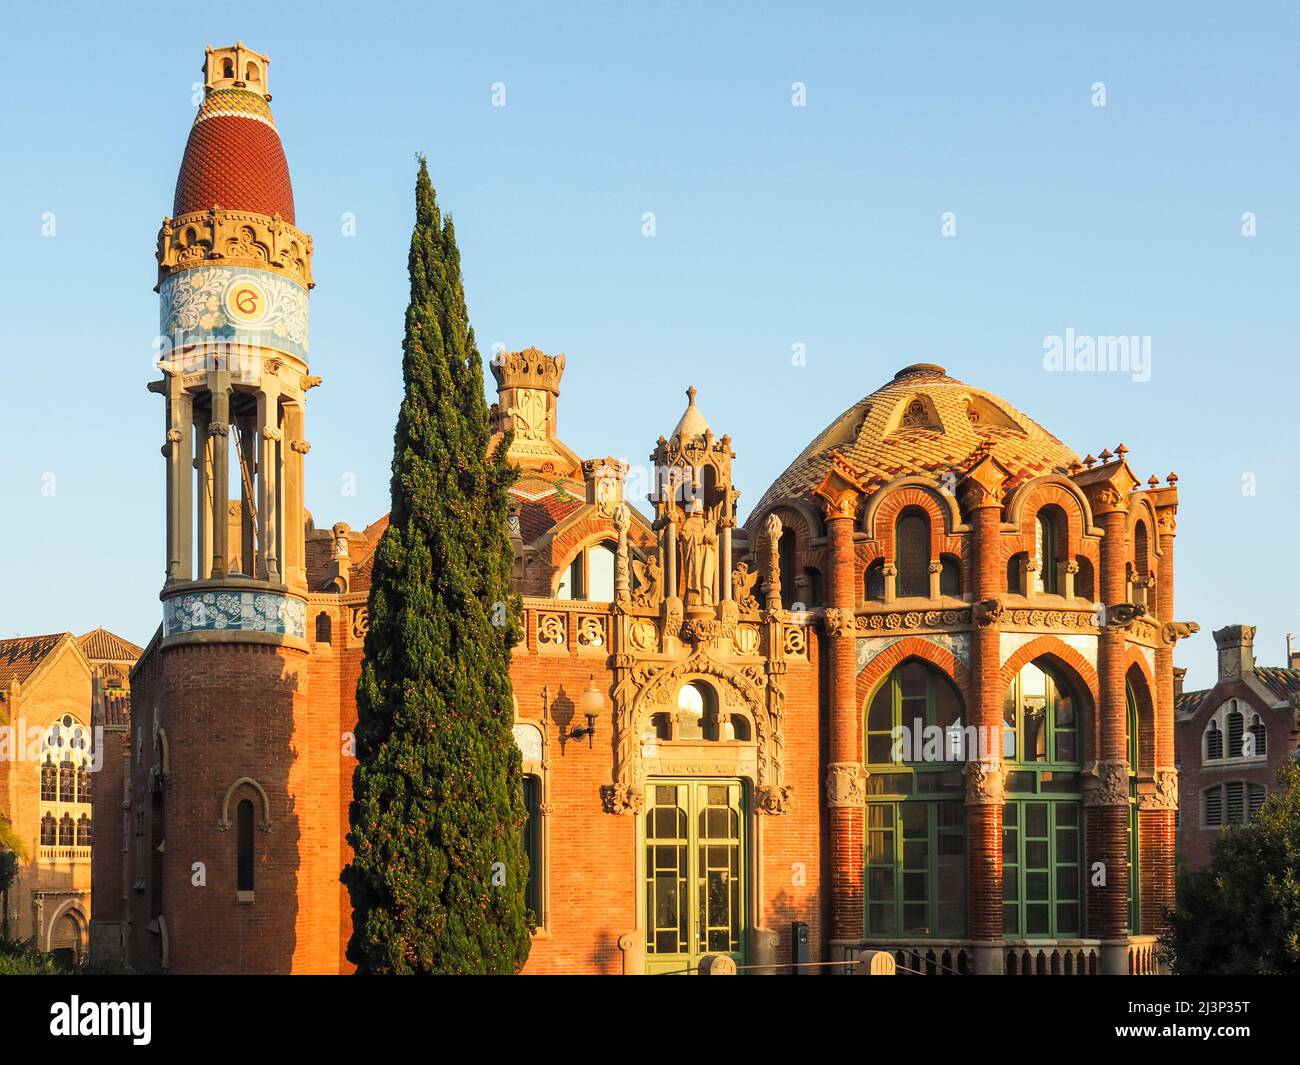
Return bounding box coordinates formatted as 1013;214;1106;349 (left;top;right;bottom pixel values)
143;43;327;973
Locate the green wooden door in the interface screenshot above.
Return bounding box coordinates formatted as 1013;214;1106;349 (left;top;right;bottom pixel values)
644;780;746;974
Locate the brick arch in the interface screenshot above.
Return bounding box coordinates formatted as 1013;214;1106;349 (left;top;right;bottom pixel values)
1125;659;1157;773
855;636;975;742
1126;495;1163;564
867;485;964;560
998;635;1100;764
1002;478;1099;571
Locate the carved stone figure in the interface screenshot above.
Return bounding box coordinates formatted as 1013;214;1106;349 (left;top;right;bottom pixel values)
1160;620;1200;645
732;561;760;611
679;502;718;607
631;554;662;607
973;597;1003;627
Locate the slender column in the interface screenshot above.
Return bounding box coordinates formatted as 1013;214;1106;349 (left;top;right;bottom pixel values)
257;386;282;582
764;514;782;611
665;519;678;602
209;376;231;579
965;486;1005;972
165;379;194;584
283;402;308;590
720;525;732;601
237;409;256;576
1090;499;1131;971
195;405;212;580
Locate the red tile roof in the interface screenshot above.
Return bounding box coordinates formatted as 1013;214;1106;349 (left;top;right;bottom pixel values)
1255;667;1300;705
77;628;144;663
0;633;66;690
173;103;295;222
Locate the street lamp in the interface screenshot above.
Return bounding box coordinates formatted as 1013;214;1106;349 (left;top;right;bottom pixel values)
571;674;605;748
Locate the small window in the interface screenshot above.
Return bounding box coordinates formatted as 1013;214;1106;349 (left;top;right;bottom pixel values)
586;543;616;603
778;530;797;605
676;683;706;741
865;559;886;602
41;760;57;801
41;813;56;846
1248;783;1266;820
1204;785;1223;827
1074;557;1095;602
1247;715;1267;757
1226;709;1245;758
76;814;92;847
236;799;255;893
895;510;929;598
1133;522;1150;580
58;761;76;803
77;765;92;804
222;57;234;78
1007;552;1027;596
315;613;332;644
1036;509;1063;595
58;813;75;847
522;775;541;921
939;555;961;596
1204;720;1223;761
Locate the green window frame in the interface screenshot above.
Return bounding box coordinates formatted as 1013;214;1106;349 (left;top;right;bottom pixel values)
866;660;967;768
522;774;542;922
867;800;966;937
1002;660;1078;766
1125;683;1140;934
644;781;746;971
1002;799;1082;937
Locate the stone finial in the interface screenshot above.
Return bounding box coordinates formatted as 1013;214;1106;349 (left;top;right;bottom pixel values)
490;347;566;395
1083;454;1097;468
1098;448;1113;463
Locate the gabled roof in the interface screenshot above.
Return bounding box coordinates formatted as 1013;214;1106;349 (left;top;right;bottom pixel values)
1175;688;1209;718
77;627;144;663
1254;667;1300;705
0;633;68;690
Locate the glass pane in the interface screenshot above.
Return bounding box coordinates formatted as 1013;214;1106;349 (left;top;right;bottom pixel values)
586;543;616;602
867;685;892;732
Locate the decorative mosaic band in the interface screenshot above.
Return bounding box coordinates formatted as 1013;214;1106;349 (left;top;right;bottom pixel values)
194;87;277;131
856;632;971;673
160;265;308;360
163;589;307;640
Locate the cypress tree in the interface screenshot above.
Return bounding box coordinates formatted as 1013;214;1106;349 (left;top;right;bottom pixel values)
343;157;530;974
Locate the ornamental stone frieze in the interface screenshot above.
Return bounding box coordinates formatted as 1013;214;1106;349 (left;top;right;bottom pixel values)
857;607;974;632
825;762;867;808
157;207;315;290
963;760;1007;805
1083;760;1129;806
1138;768;1179;811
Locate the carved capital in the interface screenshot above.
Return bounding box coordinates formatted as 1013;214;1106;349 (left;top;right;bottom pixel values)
825;762;867;808
823;607;856;638
964;760;1006;805
1139;768;1178;811
1083;760;1129;806
261;426;283;441
600;782;644;815
208;421;229;437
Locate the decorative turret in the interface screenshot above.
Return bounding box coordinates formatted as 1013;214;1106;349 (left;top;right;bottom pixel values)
152;44;311;647
488;347;582;478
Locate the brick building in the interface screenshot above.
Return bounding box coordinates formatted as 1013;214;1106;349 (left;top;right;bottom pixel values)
0;628;139;964
92;42;1187;976
1174;625;1300;870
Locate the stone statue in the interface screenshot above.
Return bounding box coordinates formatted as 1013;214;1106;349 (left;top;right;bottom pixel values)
679;501;718;607
631;554;662;607
732;561;760;611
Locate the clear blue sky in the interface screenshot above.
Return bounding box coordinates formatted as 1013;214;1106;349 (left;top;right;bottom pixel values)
0;1;1296;689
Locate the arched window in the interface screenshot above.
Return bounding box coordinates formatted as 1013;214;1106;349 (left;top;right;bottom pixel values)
246;62;260;83
1007;552;1027;596
222;57;234;78
676;682;707;740
1205;701;1266;763
58;814;75;847
864;659;967;939
939;555;961;597
1003;661;1079;765
1035;508;1064;595
522;775;541;921
865;559;886;602
76;815;92;847
555;540;618;602
1248;714;1267;757
1001;660;1083;939
40;813;56;846
1204;718;1223;760
77;765;92;805
41;760;57;801
1226;706;1245;758
1074;556;1095;602
315;613;332;644
236;799;255;894
895;509;930;598
58;760;76;803
1134;522;1150;579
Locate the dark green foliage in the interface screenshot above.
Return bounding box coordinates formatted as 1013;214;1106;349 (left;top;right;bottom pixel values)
343;157;530;974
1163;761;1300;974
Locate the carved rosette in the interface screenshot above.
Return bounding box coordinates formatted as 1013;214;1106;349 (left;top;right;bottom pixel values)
825;762;867;809
963;760;1007;805
1138;768;1179;811
1084;760;1129;806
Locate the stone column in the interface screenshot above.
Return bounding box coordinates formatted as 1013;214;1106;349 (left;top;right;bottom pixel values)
257;385;282;583
165;379;193;584
1090;497;1131;973
208;376;231;579
195;405;212;580
283;403;308;591
720;524;732;602
763;513;782;611
964;475;1005;974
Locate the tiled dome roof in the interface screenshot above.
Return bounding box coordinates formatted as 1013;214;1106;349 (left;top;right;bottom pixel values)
172;88;295;223
749;364;1080;520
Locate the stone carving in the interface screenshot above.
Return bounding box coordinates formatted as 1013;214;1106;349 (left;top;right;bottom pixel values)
350;606;369;641
732;561;760;612
576;616;605;648
600;783;643;815
1161;620;1200;645
158;207;314;290
663;597;683;640
783;626;808;657
680;615;718;645
763;513;783;609
628;618;657;652
1104;602;1146;631
825;762;867;808
824;608;855;638
964;760;1006;805
857;608;974;632
508;388;548;441
732;624;759;656
1084;760;1129;806
756;784;793;815
537;613;566;647
1139;768;1179;811
679;501;719;607
973;598;1004;627
631;554;662;607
